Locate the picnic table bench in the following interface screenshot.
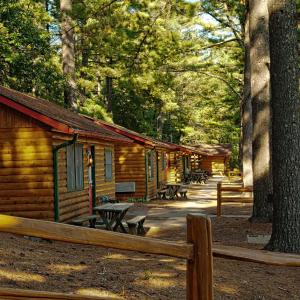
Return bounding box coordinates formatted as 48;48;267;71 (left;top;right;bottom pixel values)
70;214;97;228
126;215;146;235
178;187;188;199
165;183;182;199
157;188;168;199
94;203;133;233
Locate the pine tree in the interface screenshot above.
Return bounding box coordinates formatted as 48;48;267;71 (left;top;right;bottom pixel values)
266;0;300;253
249;0;272;222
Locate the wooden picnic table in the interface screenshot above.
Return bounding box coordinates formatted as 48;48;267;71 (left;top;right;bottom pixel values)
93;203;133;233
165;182;183;199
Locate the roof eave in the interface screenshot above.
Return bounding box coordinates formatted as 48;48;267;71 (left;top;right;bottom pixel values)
98;122;156;147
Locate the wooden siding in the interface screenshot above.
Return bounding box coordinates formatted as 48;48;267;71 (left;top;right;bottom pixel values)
146;146;157;200
156;150;170;186
53;132;115;222
95;144;115;201
200;155;226;174
114;143;147;201
168;152;183;182
191;154;202;171
0;104;54;220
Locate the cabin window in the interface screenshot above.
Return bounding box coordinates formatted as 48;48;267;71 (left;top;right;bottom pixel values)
104;149;113;181
147;151;154;181
67;143;84;192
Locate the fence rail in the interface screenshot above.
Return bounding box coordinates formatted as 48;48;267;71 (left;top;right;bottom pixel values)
0;213;299;300
213;244;300;267
0;213;212;300
217;182;253;216
0;214;193;260
0;287;114;300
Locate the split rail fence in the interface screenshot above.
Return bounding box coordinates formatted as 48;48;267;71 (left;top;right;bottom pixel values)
217;182;253;217
0;214;212;300
0;214;299;300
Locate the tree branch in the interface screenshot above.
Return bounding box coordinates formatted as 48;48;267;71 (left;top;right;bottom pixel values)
166;68;242;99
199;38;239;51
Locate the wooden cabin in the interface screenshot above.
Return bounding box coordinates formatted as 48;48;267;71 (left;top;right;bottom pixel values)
166;144;203;182
190;143;232;175
0;86;131;222
97;121;176;201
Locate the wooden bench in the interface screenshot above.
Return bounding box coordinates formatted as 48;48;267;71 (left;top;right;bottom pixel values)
179;188;188;199
126;215;146;235
157;188;168;200
70;215;97;228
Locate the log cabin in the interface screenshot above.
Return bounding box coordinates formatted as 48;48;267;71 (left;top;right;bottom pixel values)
190;143;232;175
96;121;181;200
164;143;198;183
0;86;132;222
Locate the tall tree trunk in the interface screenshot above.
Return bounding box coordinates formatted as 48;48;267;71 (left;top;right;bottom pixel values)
241;2;253;187
60;0;77;110
249;0;273;222
45;0;50;33
106;76;113;113
266;0;300;253
80;37;89;98
106;58;113;114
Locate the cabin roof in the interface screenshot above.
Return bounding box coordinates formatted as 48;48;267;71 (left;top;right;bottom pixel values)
95;119;205;155
95;120;177;150
0;86;132;143
190;143;232;157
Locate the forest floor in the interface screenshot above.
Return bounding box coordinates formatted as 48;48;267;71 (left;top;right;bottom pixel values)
0;177;299;299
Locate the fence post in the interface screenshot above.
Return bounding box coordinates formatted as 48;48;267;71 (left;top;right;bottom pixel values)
217;182;222;217
186;214;213;300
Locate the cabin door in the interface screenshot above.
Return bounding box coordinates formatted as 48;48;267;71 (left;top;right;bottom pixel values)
87;146;96;213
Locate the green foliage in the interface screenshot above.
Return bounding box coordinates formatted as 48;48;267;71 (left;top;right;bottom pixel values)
0;0;245;166
127;198;148;203
0;0;64;101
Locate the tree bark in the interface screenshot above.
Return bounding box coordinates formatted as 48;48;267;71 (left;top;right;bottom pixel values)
60;0;77;110
106;76;113;113
241;2;253;188
266;0;300;253
249;0;273;222
106;58;113;114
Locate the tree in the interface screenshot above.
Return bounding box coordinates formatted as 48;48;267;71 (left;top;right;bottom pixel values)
266;0;300;253
249;0;272;222
0;0;63;101
60;0;77;109
241;0;253;187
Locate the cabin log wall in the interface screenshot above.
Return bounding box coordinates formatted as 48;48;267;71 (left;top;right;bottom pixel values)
156;149;169;186
114;144;146;201
191;154;202;171
200;155;226;174
168;152;183;182
53;133;115;222
145;146;157;200
0;104;54;220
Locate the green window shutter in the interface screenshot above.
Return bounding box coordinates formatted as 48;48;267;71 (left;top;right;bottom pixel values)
67;144;75;192
105;149;113;181
75;144;84;190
